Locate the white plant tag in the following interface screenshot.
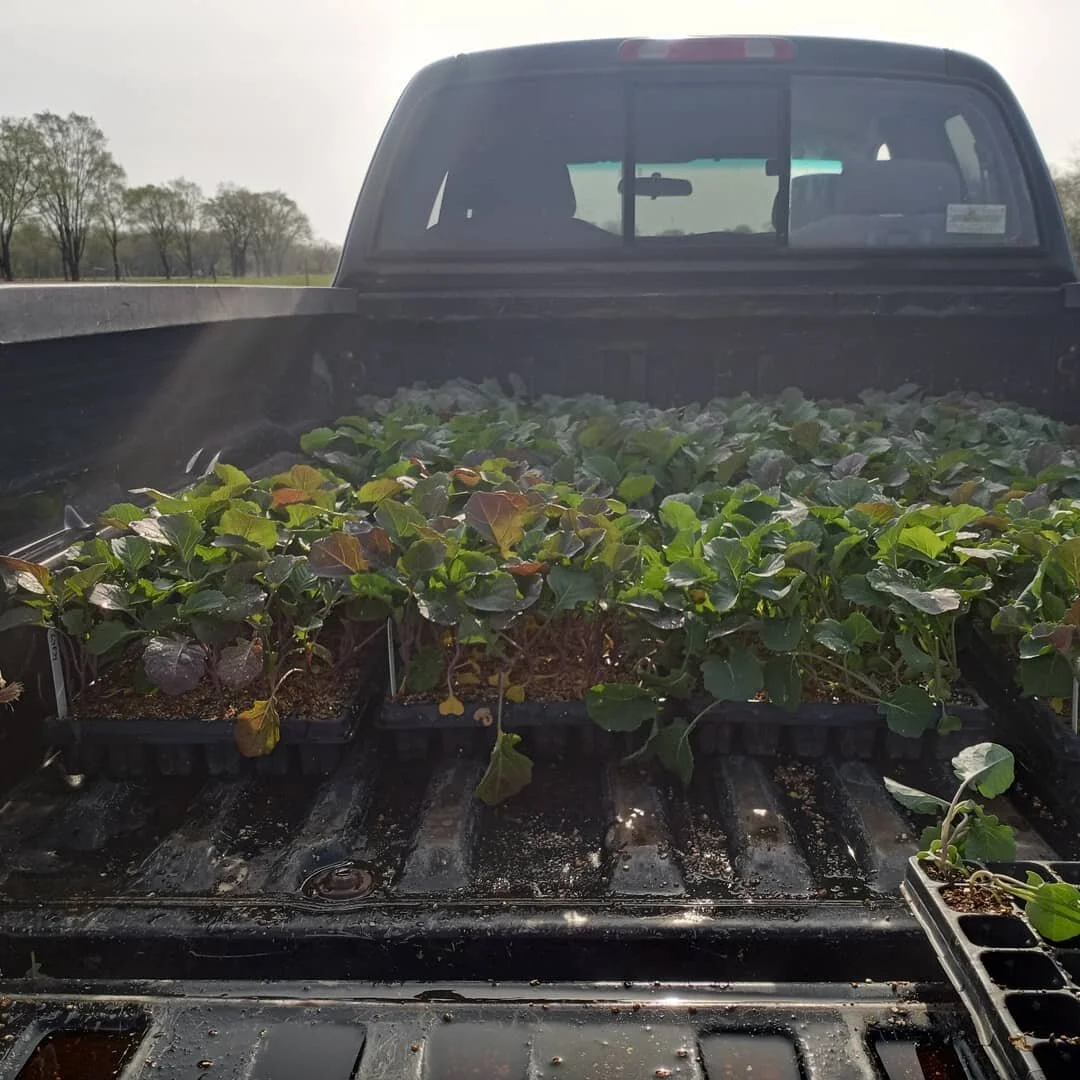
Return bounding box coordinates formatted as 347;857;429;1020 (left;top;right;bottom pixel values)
946;203;1007;234
47;628;69;720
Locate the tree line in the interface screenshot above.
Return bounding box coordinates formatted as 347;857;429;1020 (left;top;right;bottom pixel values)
1055;163;1080;255
0;112;338;282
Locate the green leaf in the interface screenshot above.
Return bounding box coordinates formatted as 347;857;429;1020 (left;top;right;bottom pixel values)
760;613;804;653
840;573;881;607
764;654;801;711
952;742;1015;798
879;685;938;737
991;604;1030;634
404;644;444;694
375;499;427;542
813;613;880;657
88;582;133;612
652;718;695;786
617;474;656;502
702;536;748;578
1025;880;1080;942
897;632;935;676
285;504;326;529
262;554;299;587
216;508;278;550
464;572;521;613
883;776;950;815
475;730;534;806
659;497;700;533
85;620;140;657
1019;653;1075;698
99;502;146;528
866;567;961;615
898;525;949;561
826;477;875;507
927;702;957;731
60;608;88;637
547;565;599;611
299;426;335;453
585;683;658;732
60;563;108;603
158;514;204;562
830;533;865;575
1050;538;1080;590
0;606;45;632
963;814;1016;862
665;558;712;588
180;589;230;617
812;618;854;656
356;477;405;504
110;535;153;576
401;538;448;575
410;475;450;517
842;611;882;648
449;551;499;582
702;646;763;703
212;461;251;487
582;454;621;487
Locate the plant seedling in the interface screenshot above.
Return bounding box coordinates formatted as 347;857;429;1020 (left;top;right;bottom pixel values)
886;742;1080;942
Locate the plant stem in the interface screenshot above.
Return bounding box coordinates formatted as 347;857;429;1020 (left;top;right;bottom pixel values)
795;651;883;698
1073;675;1079;736
496;670;506;736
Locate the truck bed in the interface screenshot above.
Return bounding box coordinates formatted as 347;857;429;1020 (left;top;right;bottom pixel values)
0;724;1072;982
0;727;1071;1077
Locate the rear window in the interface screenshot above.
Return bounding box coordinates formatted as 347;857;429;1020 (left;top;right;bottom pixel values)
376;71;1039;255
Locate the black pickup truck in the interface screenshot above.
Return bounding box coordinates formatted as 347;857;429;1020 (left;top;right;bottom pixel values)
1;36;1080;1080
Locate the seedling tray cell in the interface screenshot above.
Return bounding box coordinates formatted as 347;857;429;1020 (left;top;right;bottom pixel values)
380;693;992;761
48;701;372;779
904;857;1080;1080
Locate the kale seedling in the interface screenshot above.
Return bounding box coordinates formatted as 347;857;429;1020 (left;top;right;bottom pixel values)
886;742;1080;942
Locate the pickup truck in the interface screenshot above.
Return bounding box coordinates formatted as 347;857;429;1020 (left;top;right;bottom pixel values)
0;35;1078;1080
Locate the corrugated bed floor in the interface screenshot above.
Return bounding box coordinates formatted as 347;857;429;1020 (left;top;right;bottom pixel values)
0;739;1070;905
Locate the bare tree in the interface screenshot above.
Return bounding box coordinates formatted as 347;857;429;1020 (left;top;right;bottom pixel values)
126;184;182;278
169;177;203;277
33;112;118;281
203;184;259;278
0;118;43;281
97;163;127;281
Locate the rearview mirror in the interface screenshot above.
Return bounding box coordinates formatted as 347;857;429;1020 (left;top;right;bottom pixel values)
618;172;693;199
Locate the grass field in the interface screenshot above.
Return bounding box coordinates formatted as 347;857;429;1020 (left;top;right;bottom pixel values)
25;273;335;287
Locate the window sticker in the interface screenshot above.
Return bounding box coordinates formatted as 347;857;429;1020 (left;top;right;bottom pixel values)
946;203;1007;234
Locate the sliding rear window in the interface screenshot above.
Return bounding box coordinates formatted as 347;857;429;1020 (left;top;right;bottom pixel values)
376;71;1038;255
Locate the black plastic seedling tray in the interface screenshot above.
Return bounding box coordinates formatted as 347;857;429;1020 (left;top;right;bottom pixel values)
904;857;1080;1080
963;623;1080;766
49;699;375;778
380;691;993;761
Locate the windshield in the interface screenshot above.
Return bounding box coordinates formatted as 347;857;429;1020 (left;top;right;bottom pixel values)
377;72;1039;254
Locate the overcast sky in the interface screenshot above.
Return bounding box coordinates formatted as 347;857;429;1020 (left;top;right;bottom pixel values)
4;0;1079;241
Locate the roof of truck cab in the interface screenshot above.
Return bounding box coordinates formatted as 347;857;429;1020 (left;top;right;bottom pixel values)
406;36;1007;93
